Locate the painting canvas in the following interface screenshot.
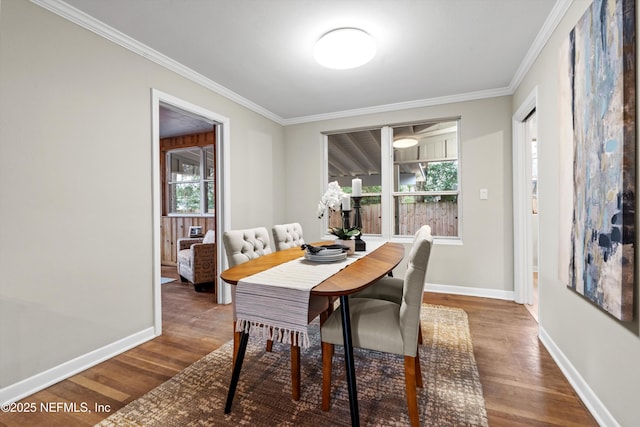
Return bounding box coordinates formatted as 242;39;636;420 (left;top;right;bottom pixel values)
560;0;635;321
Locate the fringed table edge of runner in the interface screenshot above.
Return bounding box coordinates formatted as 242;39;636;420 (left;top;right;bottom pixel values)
235;318;311;348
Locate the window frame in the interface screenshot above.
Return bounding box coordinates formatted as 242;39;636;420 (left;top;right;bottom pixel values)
323;119;462;243
166;146;215;216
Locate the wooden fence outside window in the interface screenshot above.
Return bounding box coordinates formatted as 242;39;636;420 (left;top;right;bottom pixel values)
329;201;458;237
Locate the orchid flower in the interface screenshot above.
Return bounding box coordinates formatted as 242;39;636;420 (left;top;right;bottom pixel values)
317;181;347;218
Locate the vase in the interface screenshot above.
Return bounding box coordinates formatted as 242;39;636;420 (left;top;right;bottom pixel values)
336;238;355;255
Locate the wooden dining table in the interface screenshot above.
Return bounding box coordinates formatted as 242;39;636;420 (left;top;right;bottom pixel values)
220;241;405;427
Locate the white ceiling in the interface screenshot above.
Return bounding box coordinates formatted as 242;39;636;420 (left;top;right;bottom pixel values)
56;0;561;124
159;103;214;138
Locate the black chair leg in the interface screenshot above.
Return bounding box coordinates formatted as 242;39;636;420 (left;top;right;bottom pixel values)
224;329;250;413
339;295;360;426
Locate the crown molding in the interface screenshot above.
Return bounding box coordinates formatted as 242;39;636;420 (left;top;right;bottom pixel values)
282;87;512;125
32;0;571;128
30;0;286;125
289;0;574;126
509;0;573;92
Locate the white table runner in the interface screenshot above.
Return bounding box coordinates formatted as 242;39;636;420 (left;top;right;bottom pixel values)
235;241;383;348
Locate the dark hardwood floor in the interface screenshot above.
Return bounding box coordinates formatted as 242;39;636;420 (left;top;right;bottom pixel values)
0;267;597;426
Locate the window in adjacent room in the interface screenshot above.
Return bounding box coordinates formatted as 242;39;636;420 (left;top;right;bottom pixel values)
167;146;214;215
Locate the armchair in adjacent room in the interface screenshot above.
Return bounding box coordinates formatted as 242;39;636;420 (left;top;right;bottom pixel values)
177;229;216;292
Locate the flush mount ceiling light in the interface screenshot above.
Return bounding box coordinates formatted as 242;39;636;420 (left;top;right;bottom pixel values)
314;28;376;69
393;137;418;149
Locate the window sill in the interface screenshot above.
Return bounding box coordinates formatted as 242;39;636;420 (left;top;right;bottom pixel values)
388;236;462;246
323;235;463;246
166;213;215;218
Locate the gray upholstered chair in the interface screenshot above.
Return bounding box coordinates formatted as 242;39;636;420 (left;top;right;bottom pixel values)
272;222;305;250
222;226;331;401
351;226;431;304
177;229;216;292
320;225;433;426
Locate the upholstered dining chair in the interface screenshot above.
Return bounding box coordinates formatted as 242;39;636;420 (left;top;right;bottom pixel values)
272;220;337;365
222;226;331;401
320;225;433;426
222;227;273;355
223;227;273;268
352;225;431;303
272;222;305;250
349;225;433;345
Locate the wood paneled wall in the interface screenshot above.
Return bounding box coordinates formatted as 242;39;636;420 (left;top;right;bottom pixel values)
160;131;217;265
160;131;215;216
161;216;216;265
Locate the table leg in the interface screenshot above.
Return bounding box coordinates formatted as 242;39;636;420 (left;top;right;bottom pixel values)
224;327;250;414
339;295;360;427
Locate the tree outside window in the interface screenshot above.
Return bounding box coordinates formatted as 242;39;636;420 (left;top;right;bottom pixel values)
167;146;214;215
327;120;460;238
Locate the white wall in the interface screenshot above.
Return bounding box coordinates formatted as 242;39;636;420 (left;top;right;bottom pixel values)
513;1;640;425
284;96;514;294
0;0;284;397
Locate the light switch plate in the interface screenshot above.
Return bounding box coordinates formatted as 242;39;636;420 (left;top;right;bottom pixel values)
480;188;488;200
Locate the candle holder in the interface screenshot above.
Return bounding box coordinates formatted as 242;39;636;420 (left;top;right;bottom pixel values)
351;196;366;251
341;209;351;230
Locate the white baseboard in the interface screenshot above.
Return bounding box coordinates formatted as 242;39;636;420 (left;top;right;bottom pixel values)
425;282;515;301
539;327;618;427
425;282;615;426
0;327;157;405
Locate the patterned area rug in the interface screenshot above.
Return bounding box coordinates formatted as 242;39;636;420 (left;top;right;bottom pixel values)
97;304;487;426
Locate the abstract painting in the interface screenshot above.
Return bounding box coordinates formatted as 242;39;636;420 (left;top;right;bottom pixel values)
560;0;636;321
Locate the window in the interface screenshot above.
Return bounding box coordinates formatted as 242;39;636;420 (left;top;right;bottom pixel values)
326;119;460;238
167;146;214;215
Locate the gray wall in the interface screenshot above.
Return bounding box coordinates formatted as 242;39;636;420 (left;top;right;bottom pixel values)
0;0;284;390
514;1;640;425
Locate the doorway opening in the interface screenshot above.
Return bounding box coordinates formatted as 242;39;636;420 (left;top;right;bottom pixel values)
524;110;539;322
159;104;216;294
151;89;231;336
512;87;539;322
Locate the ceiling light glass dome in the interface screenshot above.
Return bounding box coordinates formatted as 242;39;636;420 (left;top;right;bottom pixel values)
314;28;376;70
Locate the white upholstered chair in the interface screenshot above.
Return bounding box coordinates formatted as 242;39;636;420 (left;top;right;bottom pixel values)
272;222;305;250
222;227;272;268
222;226;331;401
320;225;433;426
272;220;337;355
222;227;273;346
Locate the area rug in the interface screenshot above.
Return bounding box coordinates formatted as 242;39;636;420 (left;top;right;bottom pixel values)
97;304;488;426
160;277;176;285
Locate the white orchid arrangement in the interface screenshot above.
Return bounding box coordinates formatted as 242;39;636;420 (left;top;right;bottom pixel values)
317;181;361;239
317;181;346;219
